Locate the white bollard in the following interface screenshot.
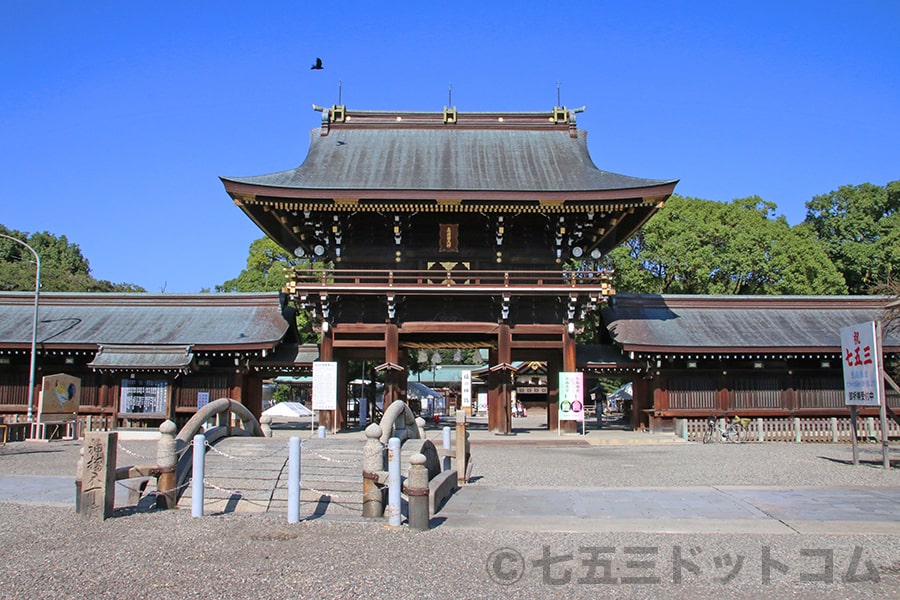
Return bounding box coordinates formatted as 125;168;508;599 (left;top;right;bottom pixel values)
318;425;326;439
442;426;452;471
387;437;401;527
288;436;301;523
192;433;206;517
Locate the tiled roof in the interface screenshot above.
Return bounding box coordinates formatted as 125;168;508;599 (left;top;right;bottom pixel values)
222;110;675;194
0;292;290;349
603;294;900;353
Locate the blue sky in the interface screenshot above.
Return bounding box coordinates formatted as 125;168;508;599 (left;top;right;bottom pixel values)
2;1;897;293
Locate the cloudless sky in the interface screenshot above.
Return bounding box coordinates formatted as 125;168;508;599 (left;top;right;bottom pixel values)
2;1;897;293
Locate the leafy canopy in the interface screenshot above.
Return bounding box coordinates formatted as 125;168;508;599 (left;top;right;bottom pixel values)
602;195;847;296
217;236;319;343
803;180;900;294
0;225;145;292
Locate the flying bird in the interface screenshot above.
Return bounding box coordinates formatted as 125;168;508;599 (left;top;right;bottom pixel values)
311;57;323;70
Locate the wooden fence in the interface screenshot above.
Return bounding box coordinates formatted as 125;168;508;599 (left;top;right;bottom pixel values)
679;416;900;443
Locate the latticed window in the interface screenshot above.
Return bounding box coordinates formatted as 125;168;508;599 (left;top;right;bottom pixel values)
667;375;717;410
794;375;844;409
733;376;781;409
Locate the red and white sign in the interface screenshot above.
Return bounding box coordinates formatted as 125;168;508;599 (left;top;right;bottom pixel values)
840;321;883;407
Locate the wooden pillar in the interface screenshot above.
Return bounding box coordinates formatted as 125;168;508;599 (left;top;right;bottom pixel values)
244;372;264;418
558;328;578;433
319;327;335;430
631;377;650;431
383;323;401;411
487;325;512;434
547;354;561;431
335;357;347;430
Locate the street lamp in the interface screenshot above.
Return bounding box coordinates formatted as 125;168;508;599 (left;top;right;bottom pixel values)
0;234;40;422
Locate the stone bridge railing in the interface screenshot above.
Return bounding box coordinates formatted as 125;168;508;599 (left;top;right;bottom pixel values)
76;398;266;518
363;402;470;530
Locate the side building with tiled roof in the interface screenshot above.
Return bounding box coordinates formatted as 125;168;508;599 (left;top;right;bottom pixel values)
584;294;900;431
0;292;315;432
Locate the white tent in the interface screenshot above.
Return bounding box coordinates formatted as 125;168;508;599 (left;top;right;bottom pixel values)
262;401;315;423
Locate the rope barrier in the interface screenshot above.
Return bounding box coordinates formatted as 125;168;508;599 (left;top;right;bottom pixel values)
116;442;154;461
203;440;287;461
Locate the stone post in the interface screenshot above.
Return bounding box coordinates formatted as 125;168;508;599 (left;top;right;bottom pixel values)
362;423;385;518
455;410;467;484
260;414;273;438
415;416;426;439
406;453;430;531
80;431;118;520
156;420;177;509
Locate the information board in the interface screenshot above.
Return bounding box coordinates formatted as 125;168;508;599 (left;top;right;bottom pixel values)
312;361;338;411
120;379;168;416
461;370;472;408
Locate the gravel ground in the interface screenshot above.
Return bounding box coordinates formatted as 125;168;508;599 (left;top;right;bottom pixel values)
1;427;899;599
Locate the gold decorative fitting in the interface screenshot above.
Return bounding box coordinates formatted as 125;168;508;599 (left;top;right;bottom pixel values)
553;106;568;123
331;105;346;122
443;107;457;124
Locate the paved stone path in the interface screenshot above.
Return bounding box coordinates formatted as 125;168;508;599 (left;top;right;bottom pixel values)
433;485;900;534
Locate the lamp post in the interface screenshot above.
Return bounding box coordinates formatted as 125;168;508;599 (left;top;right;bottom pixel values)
0;234;40;422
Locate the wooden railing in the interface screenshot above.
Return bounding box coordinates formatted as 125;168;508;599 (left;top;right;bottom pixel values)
285;268;615;296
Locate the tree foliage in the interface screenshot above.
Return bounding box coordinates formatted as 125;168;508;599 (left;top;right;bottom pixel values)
0;225;145;292
803;181;900;294
217;236;318;343
601;195;847;296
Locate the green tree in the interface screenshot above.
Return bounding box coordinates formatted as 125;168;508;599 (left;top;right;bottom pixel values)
0;225;145;292
601;195;847;295
803;181;900;294
218;236;318;343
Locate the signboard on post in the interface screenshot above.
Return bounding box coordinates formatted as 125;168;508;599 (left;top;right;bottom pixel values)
460;370;472;409
840;320;890;469
840;321;883;406
559;372;585;435
39;373;81;421
312;361;338;410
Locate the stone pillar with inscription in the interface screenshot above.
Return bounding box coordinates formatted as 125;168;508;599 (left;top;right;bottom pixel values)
79;431;118;520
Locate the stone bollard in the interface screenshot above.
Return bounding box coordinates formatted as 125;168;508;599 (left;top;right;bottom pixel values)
387;437;402;527
74;446;84;513
191;433;206;517
260;414;273;438
287;436;301;523
156;420;178;509
415;416;427;439
362;423;385;518
406;453;430;531
80;431;118;521
442;426;451;471
455;410;467;484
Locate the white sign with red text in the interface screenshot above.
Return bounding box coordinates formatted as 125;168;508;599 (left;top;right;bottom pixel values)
840;321;883;407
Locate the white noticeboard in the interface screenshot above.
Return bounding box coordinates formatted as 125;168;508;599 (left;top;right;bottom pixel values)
461;370;472;408
558;372;585;422
840;321;883;407
312;361;338;411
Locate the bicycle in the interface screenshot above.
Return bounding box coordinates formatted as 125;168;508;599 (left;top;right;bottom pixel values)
702;415;750;443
